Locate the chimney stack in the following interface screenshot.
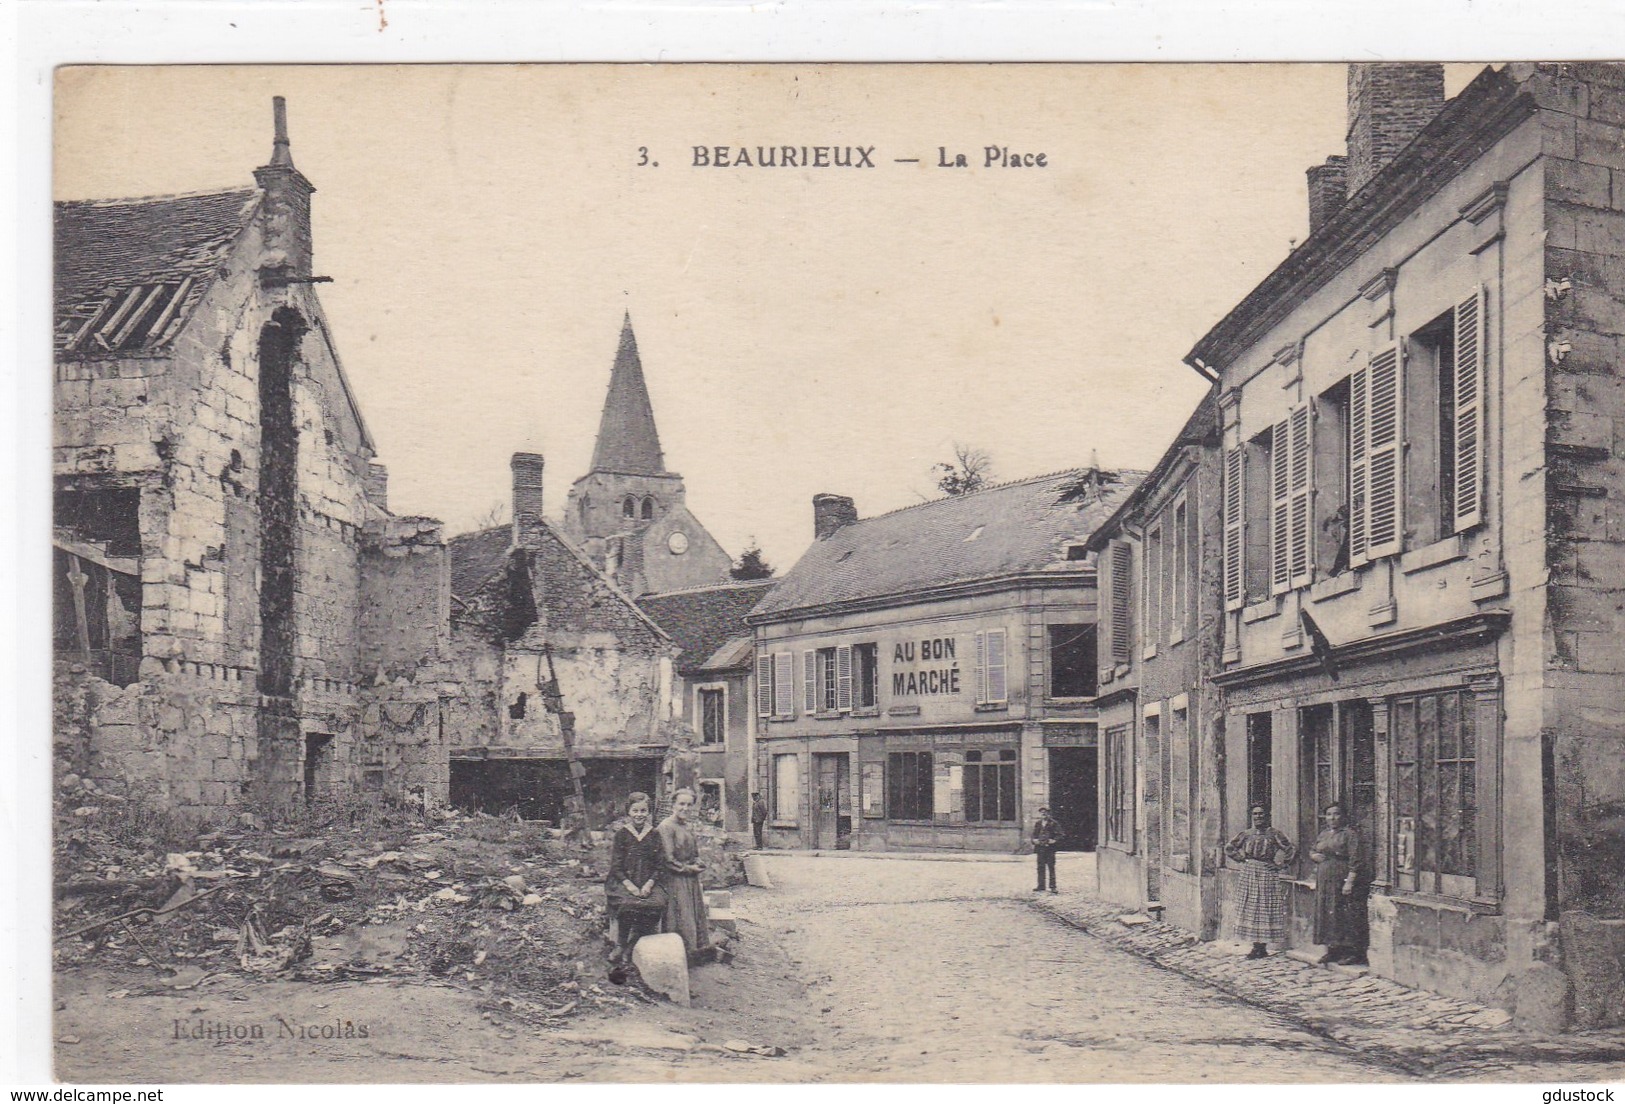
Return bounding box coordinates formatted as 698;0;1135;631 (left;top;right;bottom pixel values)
364;461;389;513
511;452;546;547
1345;63;1445;197
253;95;316;278
1306;155;1348;233
813;494;858;540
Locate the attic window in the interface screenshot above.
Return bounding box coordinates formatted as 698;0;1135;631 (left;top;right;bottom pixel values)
964;525;985;542
1066;544;1089;561
836;549;856;563
68;279;193;353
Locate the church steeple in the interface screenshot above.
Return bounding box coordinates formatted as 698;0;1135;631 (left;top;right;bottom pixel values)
588;314;667;476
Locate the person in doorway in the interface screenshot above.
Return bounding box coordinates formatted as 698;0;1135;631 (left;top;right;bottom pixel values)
1224;805;1296;959
1309;802;1369;966
751;792;769;850
604;791;668;984
657;787;715;965
1032;806;1061;893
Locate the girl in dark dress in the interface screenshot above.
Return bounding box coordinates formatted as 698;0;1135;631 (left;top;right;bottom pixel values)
605;791;667;978
657;787;714;965
1309;802;1369;965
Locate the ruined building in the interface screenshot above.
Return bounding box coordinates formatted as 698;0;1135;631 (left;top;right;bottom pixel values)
53;99;451;812
560;315;734;597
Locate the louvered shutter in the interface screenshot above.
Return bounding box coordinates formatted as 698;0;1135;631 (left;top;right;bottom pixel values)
1110;540;1134;664
1366;344;1404;559
1270;416;1292;593
803;651;818;713
774;651;795;717
836;644;853;711
985;629;1008;704
1223;446;1245;611
1349;364;1370;567
1453;286;1485;533
1289;403;1314;588
757;653;773;718
973;631;987;703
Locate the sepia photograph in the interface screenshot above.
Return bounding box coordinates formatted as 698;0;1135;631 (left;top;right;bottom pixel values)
34;52;1625;1086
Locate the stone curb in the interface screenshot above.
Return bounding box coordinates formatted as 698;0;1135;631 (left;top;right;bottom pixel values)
1031;893;1625;1075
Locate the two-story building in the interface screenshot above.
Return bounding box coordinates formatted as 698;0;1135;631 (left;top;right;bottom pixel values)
1086;391;1226;937
748;470;1139;852
1183;62;1625;1028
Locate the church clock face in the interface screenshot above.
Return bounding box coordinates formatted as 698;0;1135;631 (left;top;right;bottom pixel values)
667;531;689;555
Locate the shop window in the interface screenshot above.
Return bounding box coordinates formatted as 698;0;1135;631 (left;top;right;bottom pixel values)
698;687;725;744
1392;689;1478;897
698;780;724;826
852;643;878;709
963;749;1018;823
887;750;934;821
1048;624;1097;698
1298;704;1337;878
1104;724;1134;846
773;753;800;823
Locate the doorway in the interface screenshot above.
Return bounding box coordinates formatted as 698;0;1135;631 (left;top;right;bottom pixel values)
1047;746;1098;851
813;753;851;850
303;733;334;805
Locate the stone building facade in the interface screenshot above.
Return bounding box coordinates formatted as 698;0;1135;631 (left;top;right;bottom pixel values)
1098;63;1625;1030
52;98;450;814
749;471;1138;852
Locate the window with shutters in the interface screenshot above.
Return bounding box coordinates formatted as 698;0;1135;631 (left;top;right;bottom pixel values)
1143;524;1163;657
973;628;1009;705
1269;404;1314;593
757;653;773;718
1315;380;1352;577
774;651;796;718
852;643;878;709
963;748;1018;823
1223;446;1246;611
803;650;818;713
814;647;838;712
1243;429;1275;601
1405;291;1488;548
1350;343;1404;565
887;751;934;820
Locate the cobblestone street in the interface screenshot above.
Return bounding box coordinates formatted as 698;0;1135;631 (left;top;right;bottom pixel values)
742;852;1403;1082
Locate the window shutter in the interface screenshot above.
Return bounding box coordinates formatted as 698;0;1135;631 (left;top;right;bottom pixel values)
836;644;853;711
774;651;795;717
1223;446;1245;611
1366;344;1404;559
1109;540;1134;664
973;631;987;704
986;629;1008;704
1453;286;1485;533
1349;363;1370;568
1270;416;1292;593
803;650;817;713
1289;403;1314;588
757;653;773;718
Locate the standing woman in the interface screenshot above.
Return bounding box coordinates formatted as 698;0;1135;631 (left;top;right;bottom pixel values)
1309;802;1369;965
1224;805;1296;959
604;792;667;979
657;788;714;965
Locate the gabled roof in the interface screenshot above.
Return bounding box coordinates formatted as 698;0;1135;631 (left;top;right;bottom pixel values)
752;467;1143;621
637;580;776;675
448;525;515;605
54;188;260;354
588;314;668;476
1085;388;1220;553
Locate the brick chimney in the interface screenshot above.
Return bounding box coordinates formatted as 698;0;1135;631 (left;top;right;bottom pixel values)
511;453;545;547
253;96;316;279
1345;64;1445;197
813;494;858;540
363;461;389;513
1306;155;1348;233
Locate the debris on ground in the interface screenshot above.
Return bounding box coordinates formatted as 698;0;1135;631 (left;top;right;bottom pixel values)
52;783;738;1020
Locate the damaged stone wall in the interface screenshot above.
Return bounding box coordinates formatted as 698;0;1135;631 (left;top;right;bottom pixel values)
1534;62;1625;1028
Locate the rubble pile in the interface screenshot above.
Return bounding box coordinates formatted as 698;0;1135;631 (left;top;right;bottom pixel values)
51;783;655;1018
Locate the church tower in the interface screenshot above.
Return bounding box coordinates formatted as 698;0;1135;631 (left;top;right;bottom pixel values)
562;314;733;595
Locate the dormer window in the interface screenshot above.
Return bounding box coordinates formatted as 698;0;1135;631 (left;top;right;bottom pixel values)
1066;544;1089;561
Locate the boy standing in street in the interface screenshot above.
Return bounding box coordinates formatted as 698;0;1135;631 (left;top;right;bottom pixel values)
1032;806;1060;893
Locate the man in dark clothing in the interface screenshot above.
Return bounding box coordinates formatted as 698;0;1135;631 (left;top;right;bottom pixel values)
750;792;768;849
1032;806;1060;893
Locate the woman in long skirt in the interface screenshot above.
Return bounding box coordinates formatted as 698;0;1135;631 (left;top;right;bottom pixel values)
1224;805;1295;959
1310;802;1369;965
656;788;714;965
604;791;667;981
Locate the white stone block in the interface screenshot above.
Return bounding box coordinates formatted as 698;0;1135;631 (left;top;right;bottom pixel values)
630;932;690;1007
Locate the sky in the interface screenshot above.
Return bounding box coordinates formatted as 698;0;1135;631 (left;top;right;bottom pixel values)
54;63;1480;574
